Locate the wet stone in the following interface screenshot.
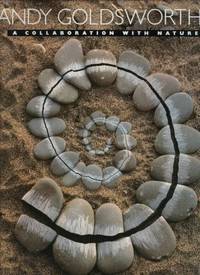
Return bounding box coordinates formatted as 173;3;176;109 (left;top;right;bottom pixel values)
136;181;198;222
53;199;96;275
115;134;137;150
22;177;64;221
50;151;80;176
155;124;200;154
133;73;181;111
95;203;134;274
105;116;120;132
26;96;61;118
62;162;86;187
90;111;106;126
27;117;66;138
102;166;122;188
82;164;102;190
15;215;56;253
33;137;66;160
154;92;193;127
123;204;176;260
54;39;91;90
151;154;200;185
113;150;137;172
117;50;151;95
38;68;79;104
116;121;132;135
86;49;117;86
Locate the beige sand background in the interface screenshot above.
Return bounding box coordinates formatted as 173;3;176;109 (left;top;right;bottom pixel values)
0;0;200;274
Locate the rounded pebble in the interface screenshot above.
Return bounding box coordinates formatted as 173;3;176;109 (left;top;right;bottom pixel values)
155;124;200;154
54;39;91;90
26;96;61;117
15;215;56;253
115;134;137;150
90;111;106;125
62;162;86;187
154;92;193;127
53;199;96;275
123;204;176;260
82;164;102;190
151;154;200;185
50;151;80;176
95;203;134;274
113;150;137;172
27;117;66;138
116;121;132;135
86;49;117;86
33;137;66;160
117;50;151;95
22;177;64;221
102;166;122;188
38;68;79;104
133;73;181;111
84;116;96;131
105;116;120;132
78;128;91;138
136;181;198;221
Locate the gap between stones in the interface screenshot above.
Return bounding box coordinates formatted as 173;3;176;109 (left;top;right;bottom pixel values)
27;62;181;243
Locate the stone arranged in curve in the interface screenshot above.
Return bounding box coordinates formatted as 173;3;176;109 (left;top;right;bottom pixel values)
151;154;200;185
34;137;66;160
82;164;103;190
22;177;64;221
155;124;200;154
117;50;151;95
113;150;137;172
27;117;66;138
62;161;86;187
54;38;91;91
115;134;137;150
133;73;181;111
116;121;132;135
26;95;61;117
95;203;134;274
15;215;57;253
154;92;193;127
90;111;106;125
38;68;79;104
50;151;80;176
102;166;122;188
105;115;120;132
123;204;176;260
136;181;198;222
53;199;96;275
85;49;117;86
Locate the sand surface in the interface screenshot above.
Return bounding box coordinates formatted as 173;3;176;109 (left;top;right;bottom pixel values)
0;0;200;274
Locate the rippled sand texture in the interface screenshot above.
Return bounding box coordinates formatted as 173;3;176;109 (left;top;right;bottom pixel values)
0;0;200;274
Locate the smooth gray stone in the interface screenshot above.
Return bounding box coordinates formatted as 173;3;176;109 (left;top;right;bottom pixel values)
38;68;79;104
116;121;132;135
26;96;61;117
85;144;93;152
53;199;96;275
113;150;137;172
90;111;106;126
123;204;176;260
105;116;120;132
115;134;137;150
82;164;102;190
133;73;181;111
50;151;80;176
136;181;198;222
15;215;56;253
102;166;122;188
95;203;134;274
78;128;91;138
86;49;117;86
95;149;105;156
151;154;200;185
154;92;193;127
54;39;91;90
22;177;64;221
88;150;96;156
81;137;91;145
62;162;86;187
27;117;66;138
155;124;200;154
34;137;66;160
117;50;151;95
84;116;96;131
